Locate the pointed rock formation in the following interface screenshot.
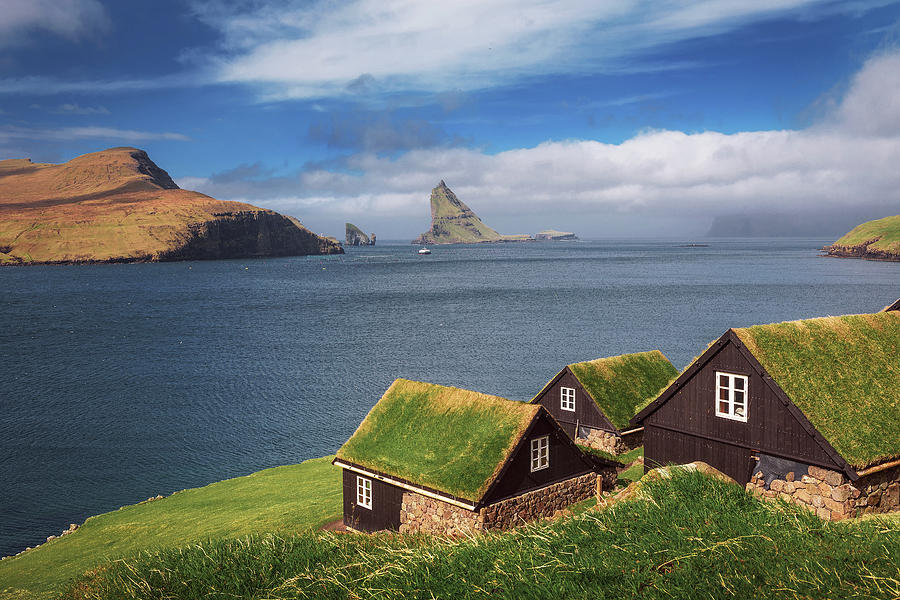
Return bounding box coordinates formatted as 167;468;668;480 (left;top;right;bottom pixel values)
412;180;529;245
0;147;342;265
345;222;375;246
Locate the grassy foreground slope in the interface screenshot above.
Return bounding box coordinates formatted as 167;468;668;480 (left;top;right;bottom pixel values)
824;215;900;261
65;470;900;600
0;457;342;599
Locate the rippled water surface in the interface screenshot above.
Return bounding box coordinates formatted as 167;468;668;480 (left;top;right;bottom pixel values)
1;239;897;556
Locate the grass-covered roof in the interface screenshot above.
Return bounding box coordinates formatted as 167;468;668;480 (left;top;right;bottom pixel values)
336;379;539;502
567;351;678;430
734;311;900;469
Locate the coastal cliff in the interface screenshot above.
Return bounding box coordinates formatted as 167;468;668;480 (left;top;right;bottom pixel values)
345;222;375;246
822;215;900;262
412;181;530;245
0;147;342;265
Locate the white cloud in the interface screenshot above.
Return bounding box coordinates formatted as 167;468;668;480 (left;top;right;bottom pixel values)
52;103;111;115
184;50;900;235
196;0;844;99
0;126;191;143
0;74;200;96
0;0;110;47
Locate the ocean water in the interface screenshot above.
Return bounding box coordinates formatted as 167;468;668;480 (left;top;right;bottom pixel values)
1;239;897;557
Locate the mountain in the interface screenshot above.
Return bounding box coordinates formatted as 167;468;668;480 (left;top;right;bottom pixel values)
345;222;375;246
0;147;342;265
412;181;530;245
822;215;900;261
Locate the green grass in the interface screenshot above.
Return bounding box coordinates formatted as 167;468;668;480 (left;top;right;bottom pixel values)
831;214;900;255
61;469;900;600
617;462;645;484
735;311;900;468
0;456;343;599
568;351;678;430
337;379;537;501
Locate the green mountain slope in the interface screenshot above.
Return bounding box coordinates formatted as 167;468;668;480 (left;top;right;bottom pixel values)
823;215;900;261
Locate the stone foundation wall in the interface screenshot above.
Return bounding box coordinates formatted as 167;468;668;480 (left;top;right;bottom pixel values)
577;429;625;455
855;465;900;516
746;463;900;521
577;428;642;455
481;473;597;530
398;473;598;535
399;493;479;536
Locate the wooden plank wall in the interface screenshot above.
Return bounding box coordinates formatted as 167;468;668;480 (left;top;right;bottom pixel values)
342;469;404;532
483;413;594;504
533;368;615;435
644;341;840;481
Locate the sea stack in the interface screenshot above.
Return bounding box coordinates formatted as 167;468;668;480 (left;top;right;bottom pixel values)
0;147;342;265
412;180;530;245
345;223;375;246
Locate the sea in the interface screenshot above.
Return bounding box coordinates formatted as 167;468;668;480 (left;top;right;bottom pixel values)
1;239;897;557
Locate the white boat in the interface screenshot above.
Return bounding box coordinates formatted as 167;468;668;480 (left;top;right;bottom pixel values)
418;247;432;255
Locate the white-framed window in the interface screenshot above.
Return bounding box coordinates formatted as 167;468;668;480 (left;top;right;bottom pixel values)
560;387;576;412
715;372;748;422
530;436;549;472
356;476;372;509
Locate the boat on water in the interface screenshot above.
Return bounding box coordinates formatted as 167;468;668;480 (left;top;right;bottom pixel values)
418;247;432;255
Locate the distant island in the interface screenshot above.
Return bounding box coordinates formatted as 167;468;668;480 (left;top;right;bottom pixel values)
345;223;375;246
411;181;574;245
823;215;900;262
0;147;342;265
535;230;577;241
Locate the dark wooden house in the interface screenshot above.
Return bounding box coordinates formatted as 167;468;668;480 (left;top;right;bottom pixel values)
631;310;900;519
333;379;618;534
884;297;900;312
530;351;677;454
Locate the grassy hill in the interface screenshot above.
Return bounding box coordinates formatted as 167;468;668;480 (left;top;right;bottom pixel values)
5;458;900;599
0;457;342;599
60;469;900;599
824;215;900;261
0;147;342;265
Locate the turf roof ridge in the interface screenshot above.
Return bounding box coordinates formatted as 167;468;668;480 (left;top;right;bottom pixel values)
733;311;900;468
336;378;541;501
567;350;679;430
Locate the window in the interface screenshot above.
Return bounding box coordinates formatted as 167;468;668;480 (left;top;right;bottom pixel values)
560;387;576;412
530;436;549;472
715;372;748;422
356;476;372;509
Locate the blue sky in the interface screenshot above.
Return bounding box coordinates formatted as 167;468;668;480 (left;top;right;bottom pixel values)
2;0;900;239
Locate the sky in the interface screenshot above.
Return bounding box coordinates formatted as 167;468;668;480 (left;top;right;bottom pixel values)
2;0;900;240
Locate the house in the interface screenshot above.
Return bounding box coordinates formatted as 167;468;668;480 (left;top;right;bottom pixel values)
885;297;900;312
631;310;900;520
333;379;619;534
530;351;678;454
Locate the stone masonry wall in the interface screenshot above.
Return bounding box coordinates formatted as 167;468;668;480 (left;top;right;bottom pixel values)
576;429;625;455
399;492;480;536
576;428;642;455
855;464;900;517
398;473;598;535
746;463;900;521
480;473;597;530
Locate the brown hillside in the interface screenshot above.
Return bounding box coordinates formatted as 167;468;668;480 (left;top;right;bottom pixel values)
0;147;342;264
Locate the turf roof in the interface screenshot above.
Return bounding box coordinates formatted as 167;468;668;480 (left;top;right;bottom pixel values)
567;350;678;430
336;379;540;502
733;311;900;469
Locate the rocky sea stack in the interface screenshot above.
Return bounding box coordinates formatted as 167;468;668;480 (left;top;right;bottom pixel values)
345;222;375;246
0;147;342;265
822;215;900;262
412;180;530;245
